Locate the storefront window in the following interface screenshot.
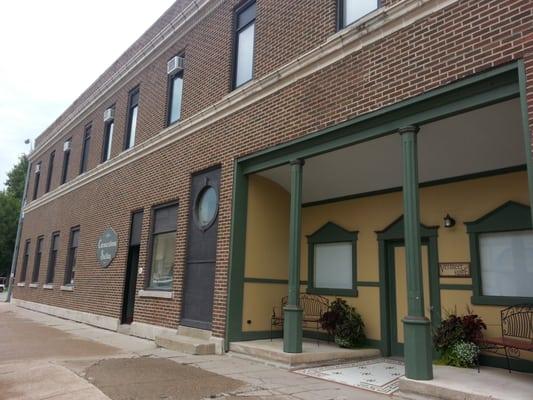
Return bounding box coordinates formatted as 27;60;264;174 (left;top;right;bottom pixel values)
466;201;533;305
479;231;533;297
307;222;358;296
148;203;178;290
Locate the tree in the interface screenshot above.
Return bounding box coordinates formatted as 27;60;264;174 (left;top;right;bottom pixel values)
0;155;28;277
5;155;28;199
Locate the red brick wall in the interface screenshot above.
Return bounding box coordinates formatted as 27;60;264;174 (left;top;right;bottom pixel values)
16;0;533;339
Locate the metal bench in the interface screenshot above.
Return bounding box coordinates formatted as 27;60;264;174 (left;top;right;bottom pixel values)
480;304;533;372
270;293;329;343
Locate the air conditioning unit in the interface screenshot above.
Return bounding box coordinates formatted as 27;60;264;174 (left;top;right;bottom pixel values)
167;56;185;75
63;141;71;152
35;164;41;173
103;108;115;122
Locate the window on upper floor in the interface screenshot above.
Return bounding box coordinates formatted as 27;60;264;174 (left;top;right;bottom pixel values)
102;109;115;163
148;202;178;290
46;231;60;285
167;68;184;126
64;227;80;286
233;0;256;88
338;0;379;30
60;139;72;185
45;151;55;193
32;162;41;200
79;124;92;174
31;236;44;284
124;88;140;150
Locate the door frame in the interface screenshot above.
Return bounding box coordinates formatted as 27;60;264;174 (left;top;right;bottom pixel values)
377;216;441;357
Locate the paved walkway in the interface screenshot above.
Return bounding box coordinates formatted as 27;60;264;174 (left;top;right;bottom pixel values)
0;303;388;400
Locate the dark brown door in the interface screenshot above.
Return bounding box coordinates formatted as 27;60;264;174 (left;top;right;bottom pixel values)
181;167;220;330
122;211;143;324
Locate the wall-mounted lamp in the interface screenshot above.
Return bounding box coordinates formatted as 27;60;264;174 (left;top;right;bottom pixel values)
444;214;456;228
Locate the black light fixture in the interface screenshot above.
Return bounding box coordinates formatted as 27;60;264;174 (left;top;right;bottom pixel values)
444;214;456;228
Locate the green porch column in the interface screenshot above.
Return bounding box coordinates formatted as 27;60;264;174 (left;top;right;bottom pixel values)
284;159;304;353
399;126;433;380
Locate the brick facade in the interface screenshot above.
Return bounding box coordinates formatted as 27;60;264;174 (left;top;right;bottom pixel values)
15;0;533;339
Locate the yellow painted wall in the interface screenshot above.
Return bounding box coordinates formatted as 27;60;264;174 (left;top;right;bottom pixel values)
242;171;530;346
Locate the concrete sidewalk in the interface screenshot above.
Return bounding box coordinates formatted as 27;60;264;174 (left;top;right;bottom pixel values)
0;303;388;400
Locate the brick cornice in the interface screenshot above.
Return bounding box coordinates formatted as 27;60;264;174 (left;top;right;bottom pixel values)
25;0;461;214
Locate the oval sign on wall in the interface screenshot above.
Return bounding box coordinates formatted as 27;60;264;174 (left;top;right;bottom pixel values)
97;228;118;268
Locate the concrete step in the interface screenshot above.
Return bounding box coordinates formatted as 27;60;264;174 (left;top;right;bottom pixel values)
155;333;216;355
117;324;131;335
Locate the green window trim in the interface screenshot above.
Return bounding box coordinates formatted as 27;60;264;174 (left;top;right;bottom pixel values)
306;222;358;297
465;201;533;306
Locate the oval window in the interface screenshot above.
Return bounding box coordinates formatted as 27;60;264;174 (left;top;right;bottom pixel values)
195;186;218;229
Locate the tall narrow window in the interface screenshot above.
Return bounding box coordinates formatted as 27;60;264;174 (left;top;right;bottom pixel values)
61;139;71;185
233;1;256;88
124;88;139;150
32;162;41;200
46;232;60;284
148;203;178;290
31;236;44;283
80;124;92;174
167;72;184;125
45;151;55;193
102;120;114;162
338;0;379;29
20;240;31;283
64;227;80;285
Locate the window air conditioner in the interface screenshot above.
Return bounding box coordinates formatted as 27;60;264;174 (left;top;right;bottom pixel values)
103;108;115;122
167;56;185;75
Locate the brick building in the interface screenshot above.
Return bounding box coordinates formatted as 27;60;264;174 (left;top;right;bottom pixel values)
11;0;533;379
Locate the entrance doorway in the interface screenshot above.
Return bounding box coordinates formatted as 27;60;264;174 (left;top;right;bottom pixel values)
121;210;143;324
181;167;220;330
386;241;434;356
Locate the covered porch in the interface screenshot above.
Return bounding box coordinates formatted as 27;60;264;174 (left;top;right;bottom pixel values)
227;62;533;381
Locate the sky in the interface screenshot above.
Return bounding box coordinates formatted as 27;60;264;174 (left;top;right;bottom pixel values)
0;0;176;189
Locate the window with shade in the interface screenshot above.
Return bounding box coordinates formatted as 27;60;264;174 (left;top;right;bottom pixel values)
46;232;60;285
45;151;55;193
338;0;379;30
19;239;31;283
60;139;71;185
307;222;358;296
102;117;114;163
233;0;256;88
167;69;184;125
79;124;92;174
31;236;44;283
64;227;80;286
148;203;178;290
466;201;533;305
32;162;41;200
124;87;139;150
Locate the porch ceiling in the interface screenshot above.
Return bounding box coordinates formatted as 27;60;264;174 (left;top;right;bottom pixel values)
258;99;525;204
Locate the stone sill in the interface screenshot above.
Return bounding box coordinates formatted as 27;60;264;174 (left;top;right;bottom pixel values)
16;282;25;287
43;284;54;290
29;283;39;288
60;285;74;292
138;290;173;299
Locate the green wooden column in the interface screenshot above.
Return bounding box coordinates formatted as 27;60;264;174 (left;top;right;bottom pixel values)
399;126;433;380
284;159;304;353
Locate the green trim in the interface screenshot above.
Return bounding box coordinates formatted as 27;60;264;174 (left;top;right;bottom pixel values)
307;222;358;297
465;201;533;306
518;60;533;228
479;354;533;374
239;63;519;175
377;216;439;241
357;281;380;287
303;165;526;208
226;163;249;347
439;284;473;291
244;278;289;285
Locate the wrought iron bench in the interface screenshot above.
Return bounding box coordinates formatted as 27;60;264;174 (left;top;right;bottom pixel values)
480;304;533;373
270;293;329;343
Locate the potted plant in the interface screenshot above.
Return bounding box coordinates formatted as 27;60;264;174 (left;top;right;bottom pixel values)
433;308;487;368
319;298;365;348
